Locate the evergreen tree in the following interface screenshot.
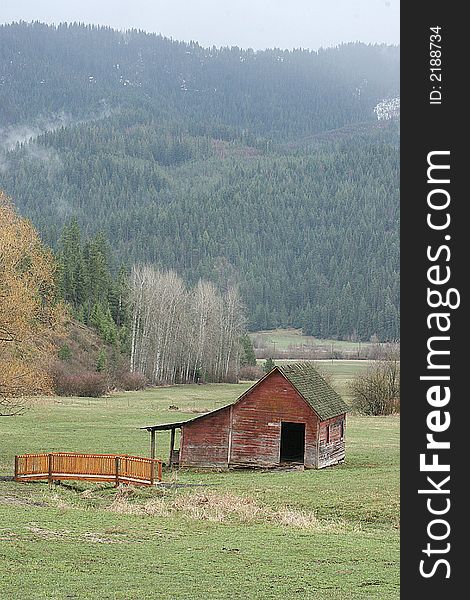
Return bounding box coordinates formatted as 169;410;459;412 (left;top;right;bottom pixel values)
264;358;275;373
0;23;400;342
240;334;257;366
96;349;107;373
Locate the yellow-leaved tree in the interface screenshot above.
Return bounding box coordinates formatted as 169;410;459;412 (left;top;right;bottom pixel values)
0;191;63;415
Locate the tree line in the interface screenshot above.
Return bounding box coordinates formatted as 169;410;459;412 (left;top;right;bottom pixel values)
130;265;246;384
0;197;255;412
0;22;399;139
0;22;400;341
1;123;399;341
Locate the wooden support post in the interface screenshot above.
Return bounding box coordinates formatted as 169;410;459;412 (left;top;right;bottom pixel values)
48;453;53;486
157;460;162;482
150;429;156;460
227;405;234;467
169;428;175;468
14;455;18;481
115;456;120;487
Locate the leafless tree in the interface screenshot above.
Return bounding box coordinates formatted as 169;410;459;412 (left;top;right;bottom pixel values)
349;345;400;415
129;265;246;384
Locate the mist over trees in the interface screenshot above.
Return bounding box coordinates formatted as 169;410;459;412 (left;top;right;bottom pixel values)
130;265;246;384
0;22;400;342
0;22;399;136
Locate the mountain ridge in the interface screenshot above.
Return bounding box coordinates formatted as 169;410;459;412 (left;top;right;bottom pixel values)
0;22;399;341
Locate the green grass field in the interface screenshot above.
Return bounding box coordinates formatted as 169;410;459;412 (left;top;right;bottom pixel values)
0;364;399;599
251;328;374;355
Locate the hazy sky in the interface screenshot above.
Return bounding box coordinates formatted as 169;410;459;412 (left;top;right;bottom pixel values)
1;0;399;50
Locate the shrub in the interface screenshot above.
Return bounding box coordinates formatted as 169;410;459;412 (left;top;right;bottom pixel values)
349;353;400;415
238;365;263;380
118;371;148;391
54;370;108;397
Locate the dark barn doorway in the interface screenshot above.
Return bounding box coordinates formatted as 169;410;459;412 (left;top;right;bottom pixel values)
280;422;305;463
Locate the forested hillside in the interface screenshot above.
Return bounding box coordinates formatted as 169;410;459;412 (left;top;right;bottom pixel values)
0;22;400;341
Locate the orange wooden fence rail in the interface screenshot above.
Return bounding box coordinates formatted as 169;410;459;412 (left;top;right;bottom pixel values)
14;452;163;486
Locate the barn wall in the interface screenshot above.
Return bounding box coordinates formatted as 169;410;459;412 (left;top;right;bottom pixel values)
230;371;319;467
179;371;345;469
180;407;230;467
317;415;346;468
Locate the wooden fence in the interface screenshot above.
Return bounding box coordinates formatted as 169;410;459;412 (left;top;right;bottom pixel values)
14;452;163;486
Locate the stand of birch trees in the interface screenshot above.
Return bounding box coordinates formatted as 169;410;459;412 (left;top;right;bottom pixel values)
130;265;246;384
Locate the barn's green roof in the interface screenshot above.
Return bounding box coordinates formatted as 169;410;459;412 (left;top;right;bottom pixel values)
277;363;349;420
141;362;349;431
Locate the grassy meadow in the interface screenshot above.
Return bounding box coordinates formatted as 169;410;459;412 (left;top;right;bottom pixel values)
251;328;374;356
0;362;399;599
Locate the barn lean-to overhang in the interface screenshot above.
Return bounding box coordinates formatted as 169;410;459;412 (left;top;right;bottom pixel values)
140;363;348;466
140;404;232;464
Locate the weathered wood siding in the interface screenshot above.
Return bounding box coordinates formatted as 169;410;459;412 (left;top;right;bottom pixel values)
230;371;318;467
179;371;345;469
179;407;230;467
317;415;346;468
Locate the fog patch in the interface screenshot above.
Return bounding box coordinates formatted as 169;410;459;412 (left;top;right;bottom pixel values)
0;103;115;173
0;111;76;152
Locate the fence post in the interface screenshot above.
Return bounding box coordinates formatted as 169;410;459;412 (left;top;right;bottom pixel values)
157;460;162;482
14;456;18;481
169;428;175;468
150;429;156;460
115;456;120;487
48;453;53;486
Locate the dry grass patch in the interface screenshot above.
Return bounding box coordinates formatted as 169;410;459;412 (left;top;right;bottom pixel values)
171;491;265;523
23;524;124;544
0;530;18;541
45;491;73;510
108;489;357;532
275;508;359;532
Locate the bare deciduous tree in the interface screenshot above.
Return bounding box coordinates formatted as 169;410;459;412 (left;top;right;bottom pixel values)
129;265;246;384
349;345;400;415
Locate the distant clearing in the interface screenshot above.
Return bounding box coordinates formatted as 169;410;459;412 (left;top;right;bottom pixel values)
251;328;377;359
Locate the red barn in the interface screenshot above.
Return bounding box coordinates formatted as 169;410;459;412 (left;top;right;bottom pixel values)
143;363;349;469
